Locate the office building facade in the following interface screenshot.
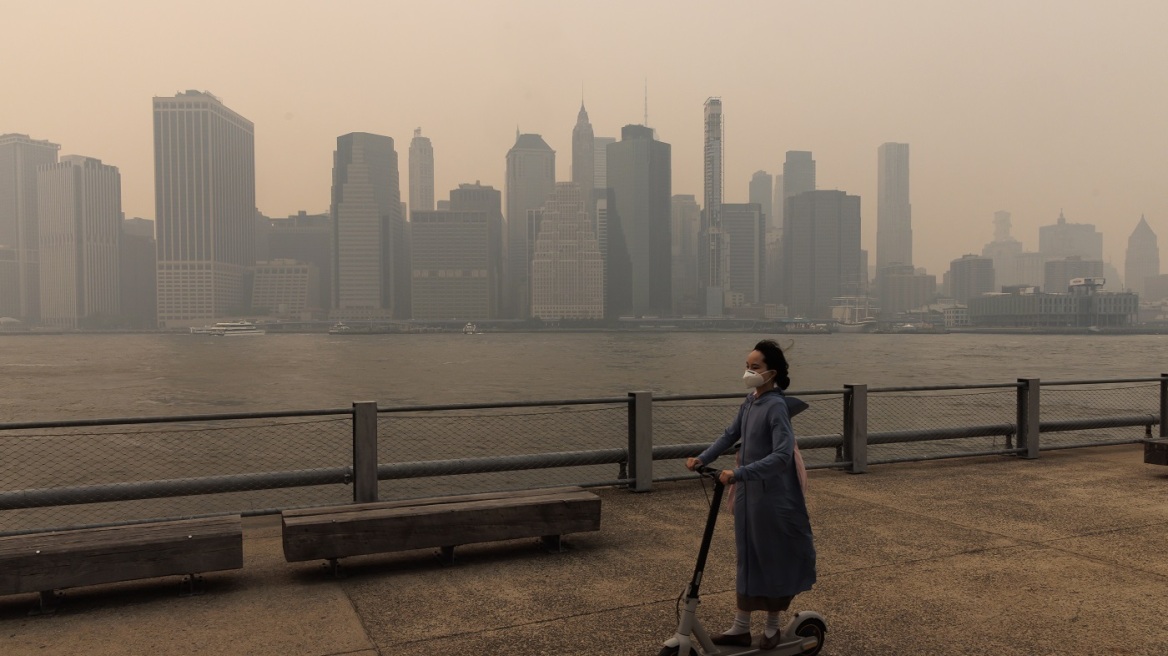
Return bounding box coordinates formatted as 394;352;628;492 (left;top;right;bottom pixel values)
1125;216;1159;296
505;133;555;318
607;124;671;317
331;132;409;319
530;182;604;320
950;254;996;304
408;128;434;217
36;156;121;328
876;142;912;269
782;190;861;319
721;203;766;306
700;98;724;315
153;91;256;328
0;133;60;322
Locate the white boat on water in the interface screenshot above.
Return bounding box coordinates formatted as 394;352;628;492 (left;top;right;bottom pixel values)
328;322;352;335
191;321;266;336
463;322;480;334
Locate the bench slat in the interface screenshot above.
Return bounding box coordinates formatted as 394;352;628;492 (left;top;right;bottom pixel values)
0;516;243;595
282;492;600;562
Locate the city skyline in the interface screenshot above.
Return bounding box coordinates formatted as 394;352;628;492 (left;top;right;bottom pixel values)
4;2;1165;276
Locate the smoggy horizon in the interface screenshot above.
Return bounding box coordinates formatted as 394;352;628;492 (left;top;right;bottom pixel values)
4;0;1166;276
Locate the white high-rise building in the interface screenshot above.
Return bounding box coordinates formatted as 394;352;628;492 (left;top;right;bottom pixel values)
36;156;121;328
876;143;912;269
408;128;434;217
530;182;604;320
0;133;60;323
331;132;408;319
153;91;256;328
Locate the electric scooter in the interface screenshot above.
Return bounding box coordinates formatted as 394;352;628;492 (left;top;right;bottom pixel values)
659;466;826;656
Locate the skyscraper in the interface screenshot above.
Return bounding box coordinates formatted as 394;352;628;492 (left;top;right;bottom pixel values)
782;190;861;319
153;91;255;328
671;194;701;315
36;156;121;329
593;136;615;190
408;128;434;218
1124;216;1159;296
410;209;500;320
1039;211;1103;261
120;217;157;329
572;104;595;219
450;182;505;317
330;132;409;319
749;171;773;230
1044;257;1102;293
980;211;1023;287
505;132;555;319
700;98;724;316
876;143;912;269
0;133;60;323
782;151;816;205
721;203;766;306
269;211;332;310
607;124;672;317
771;174;784;239
530;182;604;320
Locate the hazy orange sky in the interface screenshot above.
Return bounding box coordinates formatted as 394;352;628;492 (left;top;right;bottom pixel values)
3;0;1165;276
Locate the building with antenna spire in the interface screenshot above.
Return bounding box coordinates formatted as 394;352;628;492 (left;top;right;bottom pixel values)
571;103;595;219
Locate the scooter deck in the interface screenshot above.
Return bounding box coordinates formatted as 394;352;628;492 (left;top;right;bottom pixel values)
685;633;819;656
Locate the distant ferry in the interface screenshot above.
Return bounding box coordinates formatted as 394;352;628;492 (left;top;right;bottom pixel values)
463;322;480;335
328;322;353;335
190;321;265;337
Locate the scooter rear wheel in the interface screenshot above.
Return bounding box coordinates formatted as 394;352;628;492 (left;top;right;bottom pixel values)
794;618;825;655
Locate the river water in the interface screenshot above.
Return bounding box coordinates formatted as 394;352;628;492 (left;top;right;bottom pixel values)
1;332;1165;422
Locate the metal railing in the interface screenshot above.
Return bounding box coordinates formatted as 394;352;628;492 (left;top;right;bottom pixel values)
1;375;1164;536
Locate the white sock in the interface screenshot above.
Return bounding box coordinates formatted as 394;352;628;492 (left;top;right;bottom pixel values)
764;611;781;638
724;610;751;635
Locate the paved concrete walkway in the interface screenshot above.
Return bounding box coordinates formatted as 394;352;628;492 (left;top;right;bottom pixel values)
2;444;1167;655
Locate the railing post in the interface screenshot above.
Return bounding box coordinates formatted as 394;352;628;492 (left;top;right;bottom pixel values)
1016;379;1040;459
843;384;868;474
1160;374;1168;438
352;401;379;503
627;391;653;492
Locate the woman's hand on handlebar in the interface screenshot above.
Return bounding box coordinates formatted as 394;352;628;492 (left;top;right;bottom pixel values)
685;457;702;471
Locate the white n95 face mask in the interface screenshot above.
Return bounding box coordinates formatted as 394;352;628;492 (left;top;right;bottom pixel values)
743;370;770;388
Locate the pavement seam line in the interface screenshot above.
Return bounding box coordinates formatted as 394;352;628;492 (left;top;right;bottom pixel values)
338;583;383;656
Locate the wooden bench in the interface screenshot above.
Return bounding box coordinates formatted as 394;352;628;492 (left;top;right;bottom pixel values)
0;515;244;613
281;487;601;574
1144;438;1168;465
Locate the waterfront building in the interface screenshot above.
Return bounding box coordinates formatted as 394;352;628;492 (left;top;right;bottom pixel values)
981;211;1024;287
671;194;701;316
0;133;60;323
331;132;409;320
269;211;331;310
36;156;121;329
700;98;725;316
1015;252;1046;288
949;254;995;304
1044;256;1104;293
1143;274;1168;302
1125;216;1159;296
970;281;1137;328
782;190;862;320
251;259;321;319
721;203;765;306
1039;211;1103;261
530;182;604;320
607;124;671;317
410;186;503;321
876;142;912;270
879;264;936;317
153;91;256;328
0;246;17;319
120;217;156;329
505;132;555;319
408;128;435;218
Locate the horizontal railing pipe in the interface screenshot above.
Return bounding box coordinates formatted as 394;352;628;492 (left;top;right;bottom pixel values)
0;408;354;431
868;448;1027;466
376;398;629;413
375;448;628;480
1039;415;1158;433
0;467;352;510
867;423;1017;445
1040;377;1163;386
653;389;844;402
866;383;1023;394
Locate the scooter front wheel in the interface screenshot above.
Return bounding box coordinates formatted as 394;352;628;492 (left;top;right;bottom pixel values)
794;618;826;655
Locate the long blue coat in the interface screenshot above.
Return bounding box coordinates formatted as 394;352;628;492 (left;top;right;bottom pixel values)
698;390;817;599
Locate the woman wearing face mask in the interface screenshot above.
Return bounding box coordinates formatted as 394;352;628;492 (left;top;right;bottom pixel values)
685;339;816;650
